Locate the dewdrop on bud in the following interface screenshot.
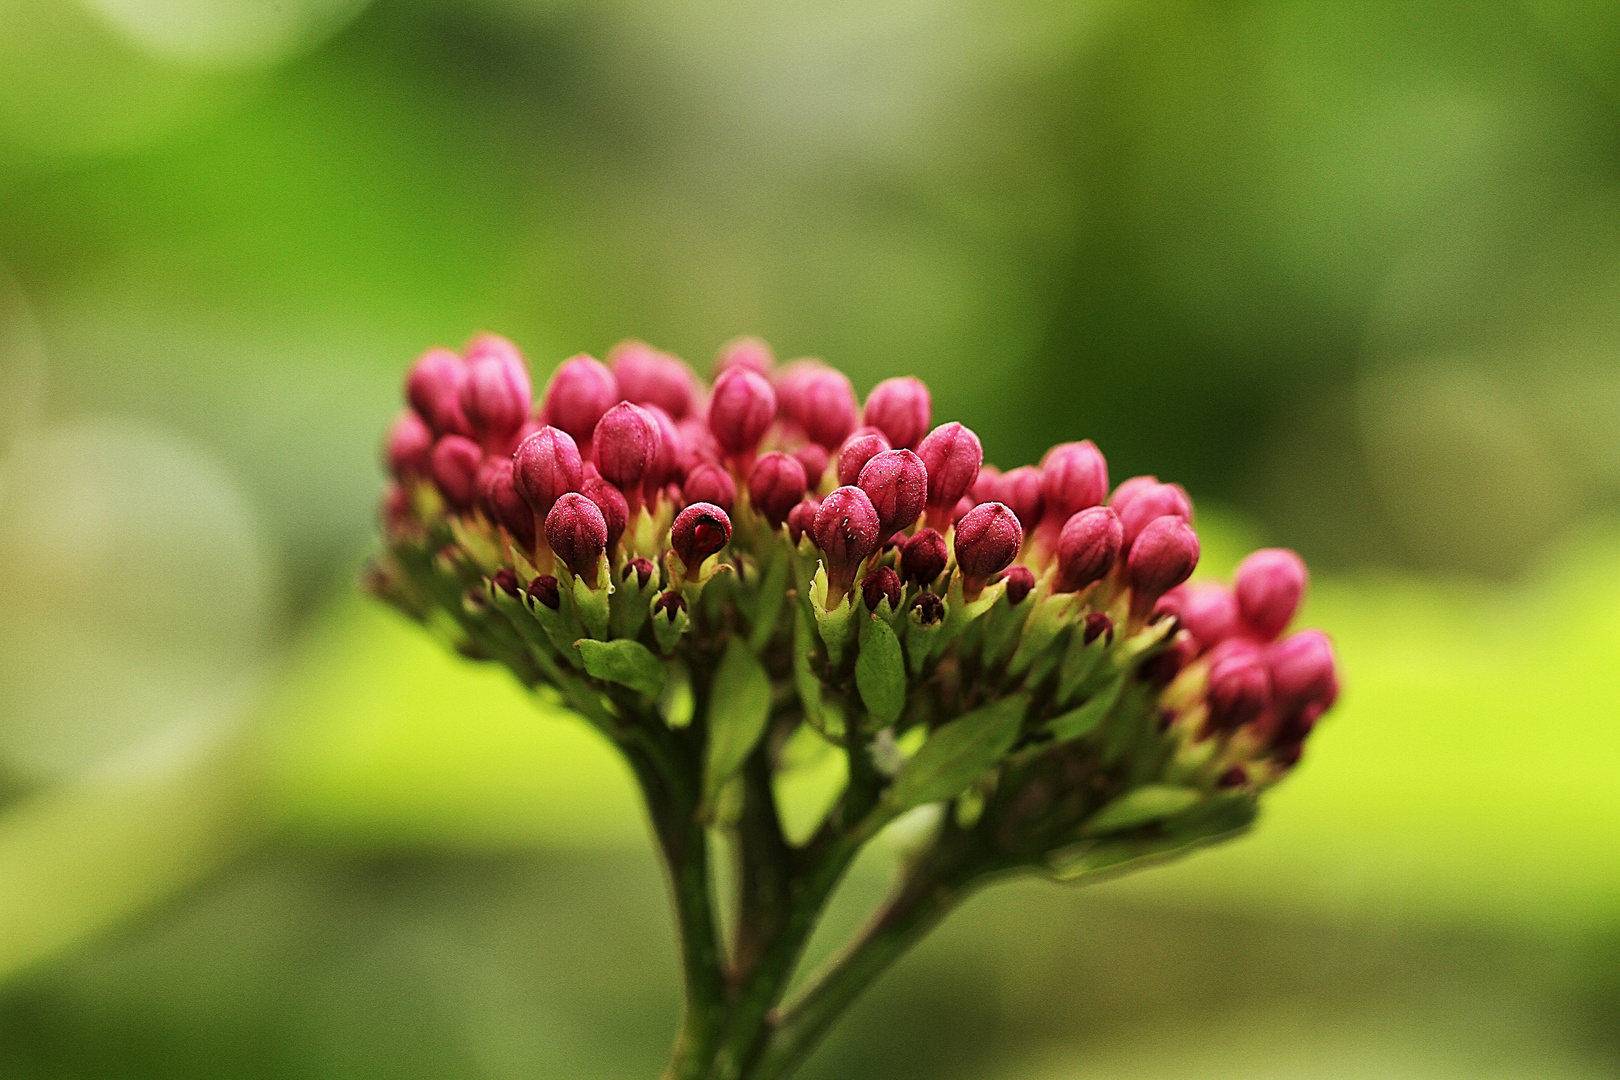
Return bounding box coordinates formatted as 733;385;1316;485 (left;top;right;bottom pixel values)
837;429;891;487
1056;506;1123;592
783;367;858;449
857;449;927;538
900;528;948;586
581;477;629;555
1235;548;1308;641
813;486;882;600
431;434;484;510
1041;441;1108;525
709;368;777;455
406;348;470;436
793;443;829;487
954;501;1023;595
917;422;982;527
671;502;732;574
862;565;902;613
479;458;536;549
1267;630;1338;711
1001;564;1035;606
387;411;434;480
545;492;608;583
593;402;663;493
998;466;1044;532
786;497;820;545
1126;516;1200;617
514;426;584;520
683;462;736;514
1205;640;1272;733
714;336;774;379
609;340;697;419
460;334;532;449
543;354;619;445
1117;480;1192;549
862;376;931;450
748;452;808;527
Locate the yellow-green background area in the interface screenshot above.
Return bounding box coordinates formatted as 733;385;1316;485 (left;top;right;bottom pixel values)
1;2;1618;1078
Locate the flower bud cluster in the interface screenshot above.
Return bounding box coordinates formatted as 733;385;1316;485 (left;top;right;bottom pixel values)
370;335;1340;881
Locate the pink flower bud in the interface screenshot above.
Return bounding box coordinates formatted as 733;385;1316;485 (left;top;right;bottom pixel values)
624;557;656;589
492;568;521;597
386;411;434;480
682;462;736;514
951;496;975;525
1267;630;1338;711
609;340;697;419
1083;611;1114;645
527;574;560;610
837;429;891;487
862;376;931;450
954;501;1023;593
970;464;1002;505
1056;506;1123;592
911;592;945;626
592;402;662;494
998;466;1044;532
380;483;413;534
1234;548;1308;641
1126;516;1200;617
639;404;683;499
900;528;948;586
714;336;774;379
1107;474;1159;513
708;368;777;455
1117;480;1192;549
916;422;982;526
513;426;584;519
781;366;858;449
748;451;808;527
1176;582;1239;649
1205;640;1272;733
793;443;830;487
430;434;484;510
857;449;927;538
813;486;882;598
542;354;619;445
544;492;607;583
581;477;629;555
460;334;532;449
1001;564;1035;606
1040;441;1109;525
787;497;820;545
861;565;902;613
671;502;733;573
406;347;470;436
478;457;537;550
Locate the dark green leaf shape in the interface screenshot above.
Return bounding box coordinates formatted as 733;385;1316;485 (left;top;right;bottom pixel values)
1081;784;1203;835
855;617;906;728
1047;794;1257;881
884;694;1027;814
703;638;773;812
1047;673;1125;742
576;638;666;698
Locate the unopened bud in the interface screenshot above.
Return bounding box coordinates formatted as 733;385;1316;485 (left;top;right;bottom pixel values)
682;462;736;514
1040;441;1108;525
1056;506;1123;592
1267;630;1338;711
654;591;688;621
813;486;882;598
581;477;629;555
542;354;619;445
1126;516;1200;617
593;402;663;493
954;502;1023;592
1216;765;1248;789
998;466;1044;532
1234;548;1308;641
1001;564;1035;606
1117;480;1192;549
787;497;821;545
911;591;945;626
406;347;470;436
749;452;808;527
1083;611;1114;645
857;449;927;538
862;376;931;450
624;557;656;589
641;405;683;499
837;429;891;486
861;565;903;613
793;443;830;487
387;411;434;480
545;492;608;583
609;340;696;419
714;336;774;379
917;422;983;526
781;366;858;449
900;528;948;586
492;568;521;598
527;573;560;610
431;434;484;510
460;334;532;449
970;465;1002;505
1205;640;1271;733
513;426;584;520
671;502;733;573
479;458;537;549
1107;474;1159;513
708;368;777;455
1176;582;1239;649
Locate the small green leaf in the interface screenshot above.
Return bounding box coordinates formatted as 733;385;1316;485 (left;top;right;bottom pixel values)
748;547;791;653
1048;794;1256;880
576;638;666;698
855;617;906;728
571;556;612;640
703;638;773;813
651;595;691;655
1056;630;1108;705
884;694;1027;813
1082;785;1203;835
1047;673;1125;742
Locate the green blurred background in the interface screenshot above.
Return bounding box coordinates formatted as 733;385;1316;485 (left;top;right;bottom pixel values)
0;1;1617;1076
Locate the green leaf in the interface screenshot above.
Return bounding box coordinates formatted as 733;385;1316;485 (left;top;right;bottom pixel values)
1082;785;1204;835
702;638;773;813
884;694;1027;813
1048;794;1256;880
575;638;666;698
1047;673;1125;742
748;547;791;653
855;617;906;728
571;555;612;640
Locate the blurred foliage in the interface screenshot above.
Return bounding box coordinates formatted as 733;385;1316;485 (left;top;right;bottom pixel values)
1;0;1619;1077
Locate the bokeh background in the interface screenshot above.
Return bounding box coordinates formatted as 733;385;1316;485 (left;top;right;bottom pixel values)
0;1;1617;1077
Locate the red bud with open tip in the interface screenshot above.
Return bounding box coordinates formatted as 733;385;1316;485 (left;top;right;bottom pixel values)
862;376;931;450
708;368;777;455
954;501;1023;595
1235;548;1308;641
900;528;948;586
580;477;629;555
683;462;736;514
1055;506;1122;592
857;449;927;538
544;492;608;584
813;486;882;600
387;411;434;480
609;340;697;419
430;434;483;510
513;426;584;520
460;334;531;450
916;422;982;527
671;502;732;573
624;557;656;589
1126;516;1199;617
406;347;470;436
837;429;891;487
542;354;619;445
748;452;808;527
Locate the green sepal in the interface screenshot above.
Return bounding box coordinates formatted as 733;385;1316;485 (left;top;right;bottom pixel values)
531;588;588;667
794;603;845;742
570;554;613;640
485;584;558;662
902;602;945;677
809;564;858;668
1081;784;1204;835
1007;590;1077;679
609;561;660;640
651;597;691;656
883;694;1028;815
576;638;666;699
978;577;1041;670
1047;671;1126;742
448;515;503;574
701;638;773;818
855;616;906;730
1046;794;1257;881
747;543;792;654
1056;628;1110;706
658;658;695;729
924;573;1005;666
